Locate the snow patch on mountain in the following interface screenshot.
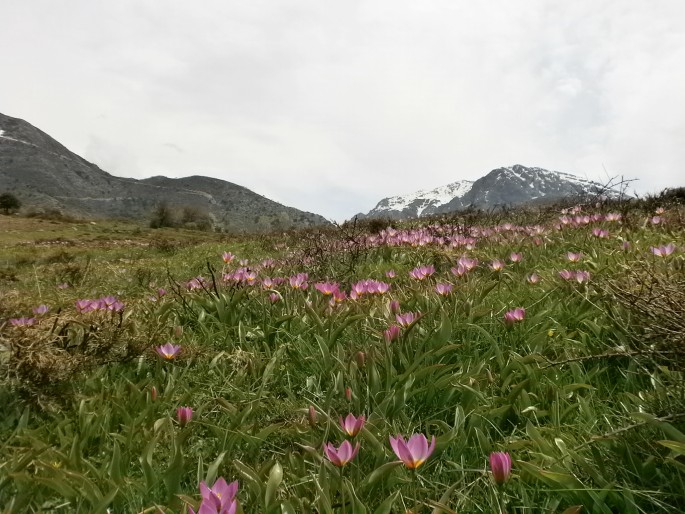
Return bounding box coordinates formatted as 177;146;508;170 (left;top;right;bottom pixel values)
375;180;473;216
0;128;32;146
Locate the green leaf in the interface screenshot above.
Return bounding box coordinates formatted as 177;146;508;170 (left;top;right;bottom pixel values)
107;440;122;483
205;451;227;486
373;491;400;514
658;440;685;456
343;478;367;514
361;461;403;492
265;461;283;508
92;486;119;514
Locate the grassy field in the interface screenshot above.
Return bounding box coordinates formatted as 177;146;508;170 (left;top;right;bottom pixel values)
1;203;684;513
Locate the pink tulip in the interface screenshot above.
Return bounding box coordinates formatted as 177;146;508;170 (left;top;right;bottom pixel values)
409;265;435;280
9;317;35;327
340;414;366;437
324;440;360;467
190;477;239;514
566;252;582;262
558;269;574;281
396;312;420;327
383;325;401;343
308;405;318;427
289;273;308;290
490;260;505;271
156;342;181;360
651;243;675;257
504;307;525;325
176;406;193;427
389;434;436;469
222;252;236;264
574;270;591;283
489;451;512;485
315;282;339;295
509;252;522;263
435;283;453;295
526;273;540;284
32;304;49;315
458;256;479;270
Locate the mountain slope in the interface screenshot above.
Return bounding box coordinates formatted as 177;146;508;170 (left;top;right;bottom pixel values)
361;165;619;220
360;180;473;219
0;112;329;231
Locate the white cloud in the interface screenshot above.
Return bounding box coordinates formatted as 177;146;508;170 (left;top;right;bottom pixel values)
1;0;683;220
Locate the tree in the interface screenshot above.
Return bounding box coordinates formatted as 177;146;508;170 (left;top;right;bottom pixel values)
0;192;21;214
149;202;176;228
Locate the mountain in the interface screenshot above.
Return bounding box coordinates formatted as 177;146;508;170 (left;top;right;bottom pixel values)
359;165;620;220
0;112;329;231
360;180;473;220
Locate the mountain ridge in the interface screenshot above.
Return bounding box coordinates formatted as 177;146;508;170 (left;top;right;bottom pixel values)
359;164;621;220
0;112;330;231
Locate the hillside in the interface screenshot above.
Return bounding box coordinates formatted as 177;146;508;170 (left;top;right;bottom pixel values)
0;112;329;231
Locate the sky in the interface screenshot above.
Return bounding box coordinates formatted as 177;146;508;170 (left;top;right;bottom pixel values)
1;1;684;221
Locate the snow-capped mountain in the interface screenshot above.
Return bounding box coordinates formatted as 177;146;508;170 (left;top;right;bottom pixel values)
359;164;621;220
361;180;473;220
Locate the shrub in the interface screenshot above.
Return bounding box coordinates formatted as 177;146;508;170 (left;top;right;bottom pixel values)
0;192;21;214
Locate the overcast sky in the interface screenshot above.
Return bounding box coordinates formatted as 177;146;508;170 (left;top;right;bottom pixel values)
1;1;684;220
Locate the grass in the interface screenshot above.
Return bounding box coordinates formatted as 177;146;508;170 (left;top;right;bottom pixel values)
0;202;684;513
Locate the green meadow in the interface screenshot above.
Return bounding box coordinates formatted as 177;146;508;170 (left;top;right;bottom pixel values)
1;201;684;513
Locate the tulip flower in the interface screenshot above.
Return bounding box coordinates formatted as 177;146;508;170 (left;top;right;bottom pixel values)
458;256;479;270
324;440;360;467
651;243;675;257
490;260;505;271
289;273;309;290
566;251;582;262
176;406;193;427
509;252;522;263
189;477;239;514
32;304;49;315
9;317;35;327
489;451;512;485
409;265;435;280
389;433;436;469
315;282;339;295
526;273;540;284
383;325;401;343
156;343;181;360
574;270;591;283
504;307;525;325
340;414;365;437
434;283;453;295
308;405;318;427
396;312;420;327
558;269;574;281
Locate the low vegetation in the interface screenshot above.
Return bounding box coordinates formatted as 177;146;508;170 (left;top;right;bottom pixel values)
0;196;684;513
